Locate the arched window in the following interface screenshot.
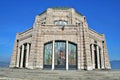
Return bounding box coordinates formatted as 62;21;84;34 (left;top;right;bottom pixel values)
54;20;68;25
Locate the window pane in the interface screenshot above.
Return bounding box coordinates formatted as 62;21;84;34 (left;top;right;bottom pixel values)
44;43;52;65
55;42;66;65
54;20;68;25
68;43;77;65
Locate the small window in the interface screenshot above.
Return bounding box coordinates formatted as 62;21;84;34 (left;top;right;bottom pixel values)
102;41;104;43
54;20;68;25
94;41;97;44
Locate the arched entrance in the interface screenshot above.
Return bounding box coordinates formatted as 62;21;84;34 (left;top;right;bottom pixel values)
43;41;77;70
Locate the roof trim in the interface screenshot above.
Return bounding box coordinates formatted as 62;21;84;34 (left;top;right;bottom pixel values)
38;10;46;16
51;7;72;10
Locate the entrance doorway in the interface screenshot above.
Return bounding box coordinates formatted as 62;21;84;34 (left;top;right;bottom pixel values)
43;41;77;70
68;42;77;69
55;41;66;69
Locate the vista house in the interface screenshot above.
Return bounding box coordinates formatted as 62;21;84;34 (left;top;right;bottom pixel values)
10;8;111;70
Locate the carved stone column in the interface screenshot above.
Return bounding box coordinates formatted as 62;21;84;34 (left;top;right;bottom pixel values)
101;47;105;69
66;40;68;70
52;40;55;70
26;43;30;68
20;44;24;68
97;46;100;69
16;46;21;67
91;44;95;69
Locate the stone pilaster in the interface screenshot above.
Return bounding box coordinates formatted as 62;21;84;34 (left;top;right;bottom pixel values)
97;46;100;69
28;18;40;69
16;46;21;67
82;21;92;70
20;45;24;68
101;47;105;69
26;43;30;68
77;24;81;70
66;40;68;70
52;40;55;70
91;44;95;69
79;23;84;70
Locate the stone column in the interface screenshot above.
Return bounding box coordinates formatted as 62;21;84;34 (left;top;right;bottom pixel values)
26;43;30;68
101;47;105;69
66;41;68;70
91;44;95;69
97;46;100;69
16;46;21;67
20;44;24;68
52;40;55;70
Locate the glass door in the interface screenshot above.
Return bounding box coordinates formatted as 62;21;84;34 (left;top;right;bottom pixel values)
43;42;52;69
55;41;66;69
68;42;77;69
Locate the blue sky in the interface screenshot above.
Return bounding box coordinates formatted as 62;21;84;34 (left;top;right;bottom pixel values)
0;0;120;62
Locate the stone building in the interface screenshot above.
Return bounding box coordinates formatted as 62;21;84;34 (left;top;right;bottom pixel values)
10;8;111;70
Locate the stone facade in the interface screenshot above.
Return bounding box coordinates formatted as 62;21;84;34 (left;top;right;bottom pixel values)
10;8;111;70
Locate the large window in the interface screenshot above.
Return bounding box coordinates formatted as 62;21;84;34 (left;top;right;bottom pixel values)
68;42;77;69
43;41;77;69
44;42;52;68
55;41;66;69
68;43;77;65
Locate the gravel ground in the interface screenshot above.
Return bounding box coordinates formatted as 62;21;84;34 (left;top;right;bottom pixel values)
0;68;120;80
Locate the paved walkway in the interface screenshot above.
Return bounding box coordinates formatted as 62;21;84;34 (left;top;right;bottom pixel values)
0;68;120;80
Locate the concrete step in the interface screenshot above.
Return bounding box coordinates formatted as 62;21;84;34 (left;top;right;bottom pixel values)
0;68;120;80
